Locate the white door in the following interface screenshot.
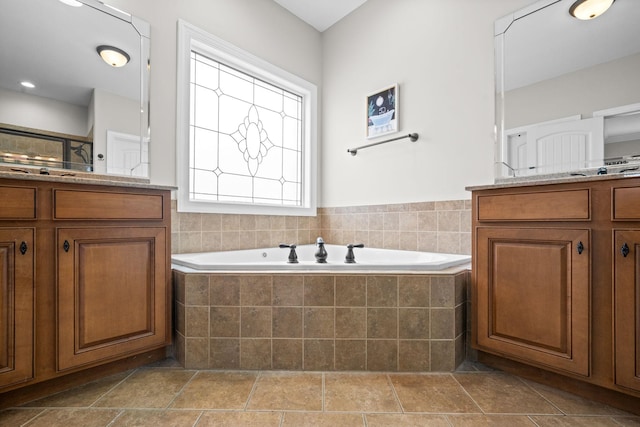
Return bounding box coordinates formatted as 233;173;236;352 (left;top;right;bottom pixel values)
106;131;149;177
526;116;604;174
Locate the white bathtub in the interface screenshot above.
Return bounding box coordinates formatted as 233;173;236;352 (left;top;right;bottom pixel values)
171;244;471;272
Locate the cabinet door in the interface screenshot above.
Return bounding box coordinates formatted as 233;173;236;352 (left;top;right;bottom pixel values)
614;230;640;392
0;228;34;388
474;227;590;376
57;227;168;371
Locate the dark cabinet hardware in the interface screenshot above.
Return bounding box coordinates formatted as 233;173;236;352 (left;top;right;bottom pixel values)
622;243;630;258
20;241;27;255
577;241;584;255
63;240;70;252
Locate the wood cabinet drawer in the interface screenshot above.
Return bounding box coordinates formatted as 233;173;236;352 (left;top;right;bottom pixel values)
477;189;590;221
54;189;164;220
612;186;640;220
0;186;36;219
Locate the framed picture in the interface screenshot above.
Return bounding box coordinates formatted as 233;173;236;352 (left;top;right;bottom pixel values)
366;84;398;139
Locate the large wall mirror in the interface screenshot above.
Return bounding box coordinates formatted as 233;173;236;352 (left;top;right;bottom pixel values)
0;0;150;177
495;0;640;178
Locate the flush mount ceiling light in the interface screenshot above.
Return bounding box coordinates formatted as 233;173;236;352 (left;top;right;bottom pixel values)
20;81;35;89
59;0;83;6
96;45;130;67
569;0;615;20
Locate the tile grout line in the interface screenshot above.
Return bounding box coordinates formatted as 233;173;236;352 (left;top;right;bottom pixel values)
89;367;139;409
515;375;567;416
243;370;262;411
164;369;199;409
385;373;405;414
449;372;486;415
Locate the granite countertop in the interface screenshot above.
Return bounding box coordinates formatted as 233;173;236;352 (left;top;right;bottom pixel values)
466;165;640;191
0;166;176;191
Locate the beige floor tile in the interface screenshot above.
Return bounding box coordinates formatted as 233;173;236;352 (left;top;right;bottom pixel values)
110;409;202;426
23;371;131;408
524;380;632;416
530;415;624;426
170;371;257;409
22;408;120;427
94;368;196;409
389;373;481;413
446;414;537;426
454;372;562;414
324;373;401;413
283;412;365;426
196;411;282;426
613;417;640;426
246;372;322;411
366;413;450;426
0;409;45;426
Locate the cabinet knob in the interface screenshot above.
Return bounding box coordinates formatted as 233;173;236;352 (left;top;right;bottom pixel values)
621;243;630;258
63;240;70;252
20;241;27;255
577;241;584;255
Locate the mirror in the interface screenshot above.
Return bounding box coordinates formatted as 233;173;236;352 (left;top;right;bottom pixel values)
495;0;640;178
0;0;150;177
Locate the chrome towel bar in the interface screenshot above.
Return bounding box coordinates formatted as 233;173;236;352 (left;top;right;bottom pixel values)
347;133;418;156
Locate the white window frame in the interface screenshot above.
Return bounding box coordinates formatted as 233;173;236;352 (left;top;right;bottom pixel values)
176;20;317;215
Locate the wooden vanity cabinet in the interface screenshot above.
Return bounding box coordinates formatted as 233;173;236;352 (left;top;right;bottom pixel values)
471;177;640;408
0;228;34;389
613;230;640;393
475;226;590;376
612;186;640;393
57;226;167;371
0;177;171;400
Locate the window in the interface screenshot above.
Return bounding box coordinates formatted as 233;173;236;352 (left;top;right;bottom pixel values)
176;21;317;215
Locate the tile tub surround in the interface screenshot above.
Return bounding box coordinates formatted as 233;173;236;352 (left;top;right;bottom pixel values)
171;199;471;255
173;270;468;371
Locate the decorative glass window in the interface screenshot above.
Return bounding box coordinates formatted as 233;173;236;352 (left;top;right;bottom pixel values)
176;21;317;215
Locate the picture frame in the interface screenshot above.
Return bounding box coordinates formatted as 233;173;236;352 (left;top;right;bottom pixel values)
366;83;398;139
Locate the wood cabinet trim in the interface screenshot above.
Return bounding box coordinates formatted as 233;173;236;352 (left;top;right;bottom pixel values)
612;186;640;221
53;189;164;221
0;185;37;220
477;188;590;222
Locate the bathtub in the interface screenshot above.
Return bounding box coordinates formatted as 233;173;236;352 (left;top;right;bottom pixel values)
171;244;471;272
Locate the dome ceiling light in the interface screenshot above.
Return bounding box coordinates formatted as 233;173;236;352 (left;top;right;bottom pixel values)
59;0;83;7
569;0;615;20
96;45;130;67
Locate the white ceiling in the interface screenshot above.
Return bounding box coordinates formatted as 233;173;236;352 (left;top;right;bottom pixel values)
272;0;368;32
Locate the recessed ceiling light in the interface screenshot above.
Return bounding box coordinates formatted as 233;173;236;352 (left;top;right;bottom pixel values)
59;0;83;7
96;45;130;67
569;0;615;20
20;81;35;89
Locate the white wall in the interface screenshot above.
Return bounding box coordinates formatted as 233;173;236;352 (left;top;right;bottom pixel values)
0;88;89;137
320;0;531;206
92;89;142;174
105;0;530;206
505;53;640;128
105;0;323;188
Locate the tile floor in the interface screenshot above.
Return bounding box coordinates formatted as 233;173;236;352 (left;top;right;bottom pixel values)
1;360;639;426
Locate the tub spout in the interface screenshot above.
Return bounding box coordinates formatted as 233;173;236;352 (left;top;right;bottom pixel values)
315;237;327;263
344;243;365;263
279;243;298;263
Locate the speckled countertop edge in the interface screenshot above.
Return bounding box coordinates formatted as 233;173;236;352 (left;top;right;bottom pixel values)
0;167;176;191
466;171;640;191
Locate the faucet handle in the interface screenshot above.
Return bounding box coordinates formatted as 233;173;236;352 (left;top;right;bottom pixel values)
279;243;298;263
345;243;364;263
